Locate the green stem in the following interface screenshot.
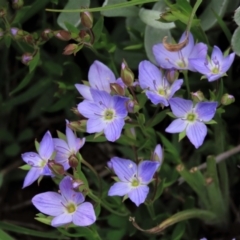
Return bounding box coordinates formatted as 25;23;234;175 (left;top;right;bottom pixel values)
182;70;190;98
88;192;130;217
186;0;202;32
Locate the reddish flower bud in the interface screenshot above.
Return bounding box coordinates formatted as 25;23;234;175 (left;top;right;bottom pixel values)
79;30;91;42
48;160;65;175
21;52;33;65
191;90;205;102
41;29;54;41
54;30;71;41
165;69;179;84
24;34;34;44
80;11;93;29
126;99;139;113
110;83;125;96
121;59;134;87
63;43;83;56
68;120;87;132
0;8;6;18
12;0;24;9
221;94;235;106
68;154;79;169
71;178;84;190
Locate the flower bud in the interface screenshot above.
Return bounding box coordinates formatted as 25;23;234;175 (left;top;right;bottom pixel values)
48;160;65;175
165;69;179;84
10;27;19;37
152;144;163;165
71;178;84;190
79;30;91;42
21;52;33;65
24;34;34;44
126;99;139;113
80;11;93;29
125;127;136;140
71;107;81;116
68;154;79;169
41;29;54;41
54;30;71;41
0;8;6;18
12;0;24;9
221;94;235;106
110;83;124;96
63;43;83;56
191;90;205;102
120;59;134;87
68;120;87;132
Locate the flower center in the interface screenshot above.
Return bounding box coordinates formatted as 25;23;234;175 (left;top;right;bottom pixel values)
177;58;188;68
40;160;46;168
66;203;76;213
211;66;219;74
104;109;115;121
131;178;140;187
186;113;196;122
158;88;166;96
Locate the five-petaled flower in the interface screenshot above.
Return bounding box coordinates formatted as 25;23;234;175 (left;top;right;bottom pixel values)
78;89;129;142
53;120;85;170
138;60;183;106
75;60;124;101
153;32;207;71
21;131;54;188
108;157;160;206
189;46;235;82
165;97;218;149
32;176;96;227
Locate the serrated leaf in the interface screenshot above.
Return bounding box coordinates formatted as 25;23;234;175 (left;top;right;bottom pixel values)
139;8;175;29
200;0;229;31
57;0;90;30
232;26;240;56
101;0;138;17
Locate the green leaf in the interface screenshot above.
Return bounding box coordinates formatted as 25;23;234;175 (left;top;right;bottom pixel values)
19;164;31;170
35;139;40;151
139;8;175;29
12;6;32;24
205;120;217;125
153;178;165;201
200;0;229;31
0;222;61;239
101;0;138;17
29;51;40;73
178;131;186;142
147;109;168;127
232;26;240;56
234;6;240;25
18;128;34;142
4;35;12;48
4;143;20;157
144;1;172;63
0;229;14;240
10;71;35;96
57;0;90;30
92;16;104;42
57;130;67;141
171;222;186;240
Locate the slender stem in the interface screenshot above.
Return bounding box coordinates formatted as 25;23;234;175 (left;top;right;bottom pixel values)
150;173;159;202
182;70;190;98
146;104;160;127
178;144;240;184
88;192;130;217
186;0;202;32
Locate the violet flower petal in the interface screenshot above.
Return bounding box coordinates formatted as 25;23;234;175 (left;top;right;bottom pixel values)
88;60;115;93
169;98;193;117
73;202;96;226
78;100;103;119
52;213;72;227
145;91;169;106
195;102;218;122
75;84;93;101
21;152;42;165
39;131;54;160
168;79;183;99
128;185;149;207
87;118;105;133
165;119;188;133
186;122;207;149
137;161;159;184
23;167;42;188
32;192;64;216
108;182;131;196
104;118;125;142
111;157;137;182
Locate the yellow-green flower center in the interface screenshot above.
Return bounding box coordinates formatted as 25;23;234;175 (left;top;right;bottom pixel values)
40;160;46;168
66;203;76;213
187;113;196;122
131;178;140;187
211;67;219;74
158;88;166;96
104;109;114;120
177;59;187;68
